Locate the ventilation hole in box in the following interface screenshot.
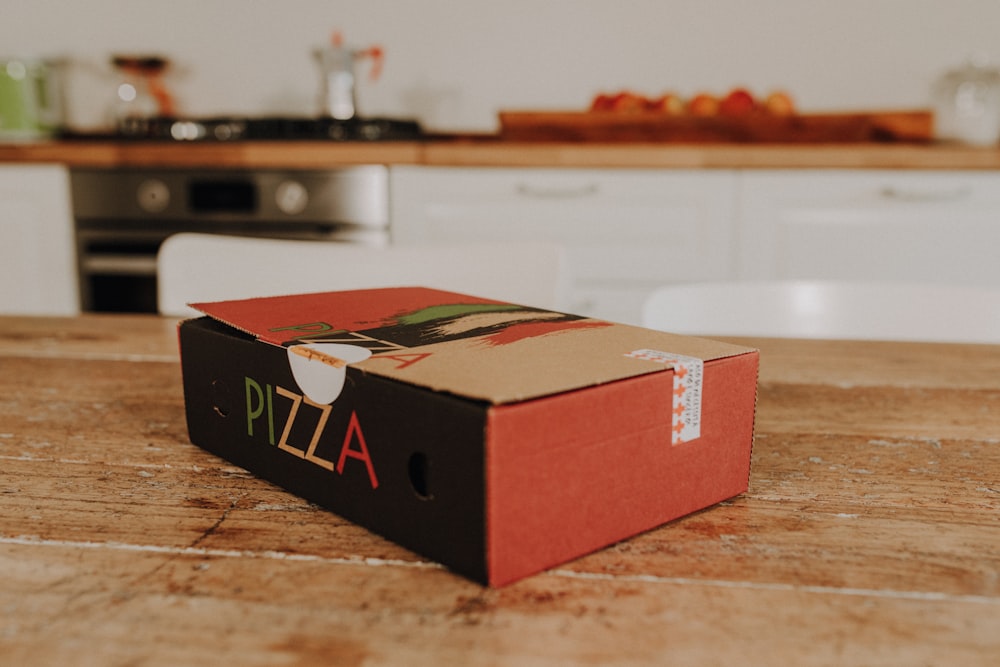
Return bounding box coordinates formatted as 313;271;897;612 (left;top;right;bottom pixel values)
408;452;433;500
211;379;231;417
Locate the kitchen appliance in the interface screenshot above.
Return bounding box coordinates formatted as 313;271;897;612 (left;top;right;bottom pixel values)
314;34;383;120
70;166;390;312
932;58;1000;145
110;55;175;133
0;57;65;140
93;114;422;141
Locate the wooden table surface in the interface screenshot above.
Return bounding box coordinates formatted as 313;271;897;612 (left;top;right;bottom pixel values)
1;314;998;666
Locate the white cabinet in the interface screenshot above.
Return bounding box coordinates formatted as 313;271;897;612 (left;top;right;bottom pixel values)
738;170;1000;286
386;165;1000;324
390;166;738;324
0;164;79;315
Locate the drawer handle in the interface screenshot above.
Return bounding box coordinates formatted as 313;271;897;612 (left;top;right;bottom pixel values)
879;186;972;202
516;183;599;199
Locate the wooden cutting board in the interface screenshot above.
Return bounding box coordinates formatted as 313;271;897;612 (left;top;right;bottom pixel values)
498;110;933;143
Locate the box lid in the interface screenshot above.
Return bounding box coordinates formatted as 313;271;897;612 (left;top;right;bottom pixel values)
191;287;754;405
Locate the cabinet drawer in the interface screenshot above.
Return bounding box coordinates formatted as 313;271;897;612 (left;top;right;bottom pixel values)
390;166;739;325
739;170;1000;285
390;166;737;284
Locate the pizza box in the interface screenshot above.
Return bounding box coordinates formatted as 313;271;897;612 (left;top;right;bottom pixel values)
177;287;758;586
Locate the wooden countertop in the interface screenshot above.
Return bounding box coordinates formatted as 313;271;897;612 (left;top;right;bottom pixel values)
422;139;1000;170
2;314;998;665
6;137;1000;169
0;140;425;169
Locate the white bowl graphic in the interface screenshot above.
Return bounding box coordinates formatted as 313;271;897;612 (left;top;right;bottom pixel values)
286;343;372;404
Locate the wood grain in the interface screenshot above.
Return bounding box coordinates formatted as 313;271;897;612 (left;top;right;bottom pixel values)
2;315;999;666
498;110;934;143
0;140;423;168
7;138;1000;170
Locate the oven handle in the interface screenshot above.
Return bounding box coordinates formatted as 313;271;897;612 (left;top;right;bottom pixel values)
82;254;159;276
79;227;390;278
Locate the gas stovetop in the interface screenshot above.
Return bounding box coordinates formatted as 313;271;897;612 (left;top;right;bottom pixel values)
63;116;424;142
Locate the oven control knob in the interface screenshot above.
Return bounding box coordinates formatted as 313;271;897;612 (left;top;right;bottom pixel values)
136;179;170;213
275;180;308;215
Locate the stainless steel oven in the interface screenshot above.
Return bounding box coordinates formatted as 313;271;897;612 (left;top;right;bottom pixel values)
70;166;390;312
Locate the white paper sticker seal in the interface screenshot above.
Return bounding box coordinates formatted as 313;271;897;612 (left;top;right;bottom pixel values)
286;343;372;405
626;349;704;445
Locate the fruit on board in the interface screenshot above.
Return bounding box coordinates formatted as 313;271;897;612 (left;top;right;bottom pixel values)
719;88;756;116
590;91;649;112
587;88;796;116
764;90;796;115
589;93;614;111
687;93;720;116
647;92;685;114
608;91;647;113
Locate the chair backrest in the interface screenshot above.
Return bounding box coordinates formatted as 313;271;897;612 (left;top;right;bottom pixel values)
157;233;572;317
641;280;1000;344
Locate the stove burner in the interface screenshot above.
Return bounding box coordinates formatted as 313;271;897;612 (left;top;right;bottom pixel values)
109;116;423;142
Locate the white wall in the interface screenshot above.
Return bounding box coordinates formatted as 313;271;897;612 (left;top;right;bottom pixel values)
4;0;999;133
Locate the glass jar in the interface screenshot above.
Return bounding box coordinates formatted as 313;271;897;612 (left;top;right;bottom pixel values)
932;58;1000;146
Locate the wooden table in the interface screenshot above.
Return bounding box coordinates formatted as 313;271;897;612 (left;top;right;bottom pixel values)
2;314;998;666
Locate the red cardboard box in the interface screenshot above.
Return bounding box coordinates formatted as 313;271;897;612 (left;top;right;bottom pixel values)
178;287;758;586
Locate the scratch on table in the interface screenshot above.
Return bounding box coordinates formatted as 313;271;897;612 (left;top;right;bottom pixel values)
549;569;1000;606
188;495;242;550
0;535;443;571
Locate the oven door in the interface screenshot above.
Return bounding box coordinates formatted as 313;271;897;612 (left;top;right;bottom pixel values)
71;167;390;313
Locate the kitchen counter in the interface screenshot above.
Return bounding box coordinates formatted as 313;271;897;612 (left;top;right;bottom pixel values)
2;313;999;665
6;137;1000;169
0;139;424;168
423;139;1000;169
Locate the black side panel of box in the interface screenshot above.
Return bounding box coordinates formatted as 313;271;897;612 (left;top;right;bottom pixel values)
178;317;488;583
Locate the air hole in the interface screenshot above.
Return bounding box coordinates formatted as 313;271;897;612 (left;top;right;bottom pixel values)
211;379;231;417
408;452;432;500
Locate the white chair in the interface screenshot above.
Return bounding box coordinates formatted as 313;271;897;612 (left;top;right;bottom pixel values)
156;233;572;317
641;280;1000;344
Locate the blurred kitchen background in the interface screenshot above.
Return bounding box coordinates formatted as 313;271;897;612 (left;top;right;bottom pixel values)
5;0;1000;326
5;0;1000;132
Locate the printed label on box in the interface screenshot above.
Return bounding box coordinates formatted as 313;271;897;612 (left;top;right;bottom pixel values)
626;349;703;445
